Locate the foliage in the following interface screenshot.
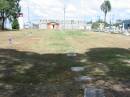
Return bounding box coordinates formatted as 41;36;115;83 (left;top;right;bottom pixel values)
0;30;130;97
87;21;93;24
0;0;9;10
92;22;100;29
100;0;111;22
0;0;21;30
12;18;19;30
0;0;9;29
6;0;21;20
92;20;108;29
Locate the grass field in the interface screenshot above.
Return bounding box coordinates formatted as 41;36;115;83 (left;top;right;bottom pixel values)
0;29;130;97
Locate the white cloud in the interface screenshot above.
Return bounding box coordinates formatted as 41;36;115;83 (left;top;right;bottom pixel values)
20;0;130;22
66;4;77;12
110;0;130;9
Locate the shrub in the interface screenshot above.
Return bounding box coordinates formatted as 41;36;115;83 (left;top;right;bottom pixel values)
12;18;19;30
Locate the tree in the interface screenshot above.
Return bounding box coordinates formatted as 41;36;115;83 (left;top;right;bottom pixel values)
100;0;111;23
92;22;99;30
0;0;9;30
92;20;108;30
0;0;9;10
12;18;19;30
0;0;21;30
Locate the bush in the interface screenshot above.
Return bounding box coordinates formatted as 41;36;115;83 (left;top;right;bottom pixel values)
92;20;109;30
12;19;19;30
92;22;100;29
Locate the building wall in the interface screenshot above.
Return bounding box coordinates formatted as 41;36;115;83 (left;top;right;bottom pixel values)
18;17;24;29
47;24;53;29
39;20;87;30
47;23;60;29
124;23;130;29
39;23;47;29
122;20;130;30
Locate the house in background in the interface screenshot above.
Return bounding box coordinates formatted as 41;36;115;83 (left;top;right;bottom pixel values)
32;23;39;29
47;22;60;29
122;20;130;30
112;19;130;33
39;19;87;30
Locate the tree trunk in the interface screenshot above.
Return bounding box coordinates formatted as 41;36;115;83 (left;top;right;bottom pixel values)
1;10;5;30
104;13;107;28
104;13;107;23
1;17;5;30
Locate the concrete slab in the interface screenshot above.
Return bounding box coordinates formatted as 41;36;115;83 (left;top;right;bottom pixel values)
66;52;77;57
71;67;85;72
84;87;105;97
123;60;130;64
75;76;94;82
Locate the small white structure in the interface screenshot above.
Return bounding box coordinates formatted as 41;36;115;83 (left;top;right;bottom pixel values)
18;13;24;29
85;24;92;30
39;20;47;29
71;67;85;72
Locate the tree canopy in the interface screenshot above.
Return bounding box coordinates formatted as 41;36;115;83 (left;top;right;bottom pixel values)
0;0;21;30
0;0;9;10
100;0;111;22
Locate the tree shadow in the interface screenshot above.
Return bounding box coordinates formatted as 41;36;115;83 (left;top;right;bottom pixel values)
86;48;130;80
0;48;130;97
86;48;130;97
0;49;83;97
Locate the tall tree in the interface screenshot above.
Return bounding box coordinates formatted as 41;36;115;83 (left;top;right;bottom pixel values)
100;0;111;23
0;0;21;30
0;0;9;30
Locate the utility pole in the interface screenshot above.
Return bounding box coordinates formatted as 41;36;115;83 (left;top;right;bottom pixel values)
27;1;31;28
64;3;66;29
110;14;112;29
81;0;86;30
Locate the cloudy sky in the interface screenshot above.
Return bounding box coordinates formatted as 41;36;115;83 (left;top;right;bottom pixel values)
20;0;130;23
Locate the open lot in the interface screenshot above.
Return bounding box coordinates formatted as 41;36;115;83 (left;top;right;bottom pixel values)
0;30;130;97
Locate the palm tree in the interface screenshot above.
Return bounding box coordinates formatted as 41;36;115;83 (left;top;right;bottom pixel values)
100;0;111;23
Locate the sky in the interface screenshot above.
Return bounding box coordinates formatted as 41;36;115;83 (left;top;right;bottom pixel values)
20;0;130;23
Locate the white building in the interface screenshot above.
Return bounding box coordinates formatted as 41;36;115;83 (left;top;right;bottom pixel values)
39;19;88;30
39;20;48;29
18;13;24;29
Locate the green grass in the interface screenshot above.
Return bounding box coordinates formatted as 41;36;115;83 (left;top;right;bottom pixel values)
0;30;130;97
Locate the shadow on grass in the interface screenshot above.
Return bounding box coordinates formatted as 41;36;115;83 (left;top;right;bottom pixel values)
86;48;130;80
0;48;130;97
86;48;130;97
0;49;83;97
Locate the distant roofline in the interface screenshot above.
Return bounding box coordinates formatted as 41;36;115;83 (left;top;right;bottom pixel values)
47;22;59;25
122;19;130;23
